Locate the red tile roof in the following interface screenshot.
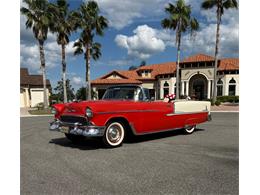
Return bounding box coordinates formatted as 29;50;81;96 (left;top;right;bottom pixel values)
218;58;239;71
91;54;238;85
20;68;51;87
182;53;214;63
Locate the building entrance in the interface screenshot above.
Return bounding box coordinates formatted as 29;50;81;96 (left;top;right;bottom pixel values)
189;74;208;100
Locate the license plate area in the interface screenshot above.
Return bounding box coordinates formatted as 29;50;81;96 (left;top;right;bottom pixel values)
60;126;69;133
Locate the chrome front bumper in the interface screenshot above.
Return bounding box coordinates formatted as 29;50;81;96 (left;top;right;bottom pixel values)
49;119;105;137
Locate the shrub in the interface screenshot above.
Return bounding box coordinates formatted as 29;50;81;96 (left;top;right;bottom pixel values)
217;96;239;103
215;100;221;106
35;102;44;110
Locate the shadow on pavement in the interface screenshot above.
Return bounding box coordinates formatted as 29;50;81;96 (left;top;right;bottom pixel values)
124;128;205;144
49;137;103;150
49;128;205;150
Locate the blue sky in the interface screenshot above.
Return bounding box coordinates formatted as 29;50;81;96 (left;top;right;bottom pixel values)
20;0;239;91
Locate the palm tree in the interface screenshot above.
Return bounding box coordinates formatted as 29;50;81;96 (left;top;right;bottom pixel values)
161;0;199;99
49;0;74;103
71;1;108;100
21;0;53;109
201;0;238;104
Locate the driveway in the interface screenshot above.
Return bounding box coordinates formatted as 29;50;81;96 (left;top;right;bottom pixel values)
21;113;238;194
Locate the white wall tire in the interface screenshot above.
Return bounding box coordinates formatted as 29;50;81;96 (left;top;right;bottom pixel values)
184;125;196;134
103;122;125;147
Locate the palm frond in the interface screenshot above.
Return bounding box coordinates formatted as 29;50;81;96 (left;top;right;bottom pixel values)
223;0;238;9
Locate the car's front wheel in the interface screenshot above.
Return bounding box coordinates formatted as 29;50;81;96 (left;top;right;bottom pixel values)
103;122;125;147
184;125;196;134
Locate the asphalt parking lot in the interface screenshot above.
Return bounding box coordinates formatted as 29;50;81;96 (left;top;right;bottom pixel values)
21;112;238;195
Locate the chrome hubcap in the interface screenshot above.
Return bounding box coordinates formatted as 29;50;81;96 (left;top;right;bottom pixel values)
108;125;121;143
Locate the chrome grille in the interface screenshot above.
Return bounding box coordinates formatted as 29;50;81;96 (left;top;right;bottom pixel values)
60;115;88;125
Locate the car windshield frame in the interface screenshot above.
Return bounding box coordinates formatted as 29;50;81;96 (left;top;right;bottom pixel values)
102;86;146;101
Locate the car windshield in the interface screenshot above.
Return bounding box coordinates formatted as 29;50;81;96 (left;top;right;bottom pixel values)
102;86;143;101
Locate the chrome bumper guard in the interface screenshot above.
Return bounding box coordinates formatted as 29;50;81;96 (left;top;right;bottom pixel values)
49;119;105;137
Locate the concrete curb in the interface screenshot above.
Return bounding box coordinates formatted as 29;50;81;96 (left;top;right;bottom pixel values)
20;114;54;118
211;111;239;113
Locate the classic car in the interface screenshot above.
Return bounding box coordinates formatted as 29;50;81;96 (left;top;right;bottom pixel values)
49;85;211;147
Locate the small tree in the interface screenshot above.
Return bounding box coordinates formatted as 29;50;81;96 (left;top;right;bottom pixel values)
140;60;146;67
54;79;75;102
128;65;138;70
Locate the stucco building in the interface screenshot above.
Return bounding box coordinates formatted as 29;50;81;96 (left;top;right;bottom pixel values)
20;68;51;107
91;54;239;100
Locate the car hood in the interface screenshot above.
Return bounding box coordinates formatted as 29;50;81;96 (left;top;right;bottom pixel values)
60;100;137;115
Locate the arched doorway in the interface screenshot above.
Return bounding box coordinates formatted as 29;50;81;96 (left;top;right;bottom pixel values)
189;74;208;100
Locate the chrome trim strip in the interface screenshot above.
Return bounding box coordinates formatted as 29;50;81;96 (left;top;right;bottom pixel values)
97;110;159;114
129;122;183;135
166;111;208;116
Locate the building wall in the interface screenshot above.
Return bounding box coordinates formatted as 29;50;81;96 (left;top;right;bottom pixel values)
220;74;239;96
181;68;214;81
20;88;50;108
158;77;176;99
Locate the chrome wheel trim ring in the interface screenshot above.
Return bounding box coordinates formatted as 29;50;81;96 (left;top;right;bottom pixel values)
105;122;124;146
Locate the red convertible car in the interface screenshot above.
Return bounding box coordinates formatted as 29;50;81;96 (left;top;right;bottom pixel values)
50;85;211;147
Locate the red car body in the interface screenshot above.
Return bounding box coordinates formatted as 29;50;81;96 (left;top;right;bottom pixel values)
50;85;211;147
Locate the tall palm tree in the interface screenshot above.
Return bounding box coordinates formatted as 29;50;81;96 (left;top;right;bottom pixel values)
71;1;108;100
49;0;74;103
21;0;53;109
161;0;199;99
201;0;238;103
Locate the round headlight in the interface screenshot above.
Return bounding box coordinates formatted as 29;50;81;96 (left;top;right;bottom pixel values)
51;107;57;115
86;108;93;118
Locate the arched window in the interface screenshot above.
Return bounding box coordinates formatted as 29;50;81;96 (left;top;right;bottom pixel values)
228;78;236;96
174;83;176;94
163;81;169;98
217;79;223;96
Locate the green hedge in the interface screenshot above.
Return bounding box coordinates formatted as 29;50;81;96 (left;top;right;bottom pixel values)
217;96;239;103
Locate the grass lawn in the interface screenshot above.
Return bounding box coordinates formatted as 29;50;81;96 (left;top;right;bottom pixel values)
28;108;53;115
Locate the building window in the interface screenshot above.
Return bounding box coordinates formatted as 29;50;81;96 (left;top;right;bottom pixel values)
228;78;236;96
144;70;148;76
217;79;223;96
163;81;169;98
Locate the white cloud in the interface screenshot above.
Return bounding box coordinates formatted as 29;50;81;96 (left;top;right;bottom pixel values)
20;39;77;72
71;76;85;86
93;0;168;29
182;10;239;57
115;25;174;60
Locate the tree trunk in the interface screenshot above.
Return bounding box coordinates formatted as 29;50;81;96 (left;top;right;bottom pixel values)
38;40;48;109
85;44;91;100
61;44;67;103
212;6;221;103
175;31;182;99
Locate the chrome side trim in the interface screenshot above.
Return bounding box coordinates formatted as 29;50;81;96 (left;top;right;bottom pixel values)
166;111;208;117
129;123;184;136
97;110;159;114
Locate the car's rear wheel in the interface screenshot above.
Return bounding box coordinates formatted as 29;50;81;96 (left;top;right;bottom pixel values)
103;122;125;147
65;133;85;143
184;125;196;134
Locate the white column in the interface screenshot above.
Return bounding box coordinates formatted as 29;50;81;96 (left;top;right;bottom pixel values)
181;81;184;96
207;80;211;99
186;81;189;96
